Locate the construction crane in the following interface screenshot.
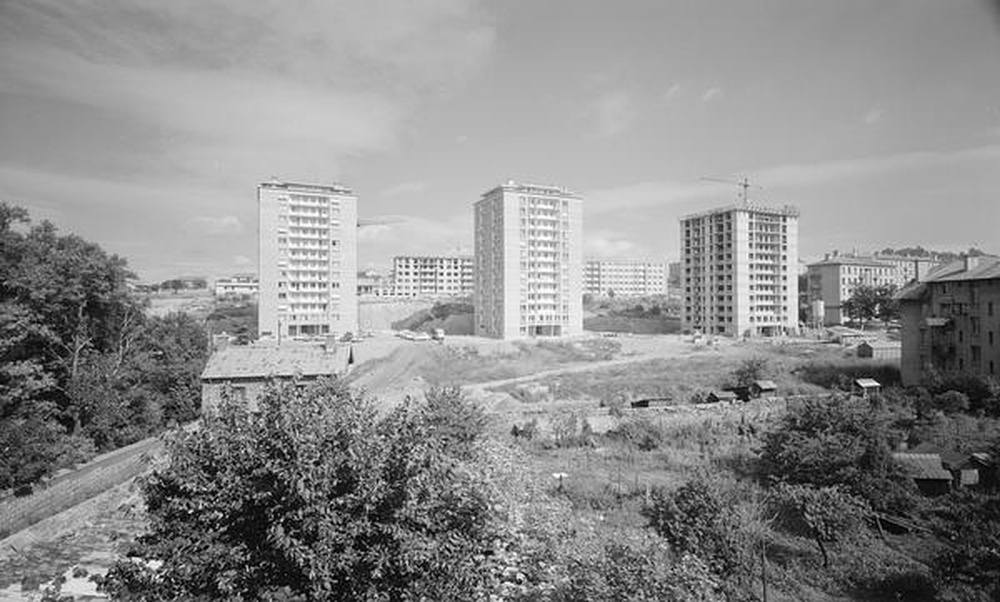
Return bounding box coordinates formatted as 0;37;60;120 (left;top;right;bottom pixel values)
700;176;763;204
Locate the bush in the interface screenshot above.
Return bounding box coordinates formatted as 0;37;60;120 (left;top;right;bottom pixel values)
797;361;901;389
933;390;970;414
643;478;762;585
607;417;665;451
760;395;917;513
100;379;521;601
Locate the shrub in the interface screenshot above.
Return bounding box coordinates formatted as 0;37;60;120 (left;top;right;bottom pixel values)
760;395;917;513
607;417;665;451
100;379;520;601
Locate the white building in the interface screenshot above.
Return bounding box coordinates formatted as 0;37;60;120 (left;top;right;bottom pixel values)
214;274;258;299
474;181;583;339
257;179;358;341
681;203;799;337
806;251;939;325
584;259;667;297
392;255;474;298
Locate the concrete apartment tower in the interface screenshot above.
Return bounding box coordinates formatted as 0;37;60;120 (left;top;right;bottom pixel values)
257;179;358;341
680;202;799;337
474;181;583;339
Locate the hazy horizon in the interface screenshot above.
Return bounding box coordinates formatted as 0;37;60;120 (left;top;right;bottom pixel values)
2;1;999;281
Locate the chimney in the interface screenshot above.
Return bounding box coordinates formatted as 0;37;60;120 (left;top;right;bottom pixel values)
824;253;831;261
964;255;981;273
832;250;839;258
212;333;230;351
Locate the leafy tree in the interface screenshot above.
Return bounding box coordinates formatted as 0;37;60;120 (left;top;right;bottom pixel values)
0;202;207;488
772;484;869;568
760;395;916;513
933;390;970;414
730;357;771;388
842;284;898;327
100;380;517;600
931;491;1000;600
643;478;762;586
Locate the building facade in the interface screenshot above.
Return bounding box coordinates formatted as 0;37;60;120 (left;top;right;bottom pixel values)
807;252;939;325
897;256;1000;387
584;260;667;297
214;274;259;299
392;255;474;298
258;179;358;340
680;203;799;337
474;181;583;339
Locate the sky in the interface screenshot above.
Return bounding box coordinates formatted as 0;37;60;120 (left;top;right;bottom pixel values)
1;0;999;281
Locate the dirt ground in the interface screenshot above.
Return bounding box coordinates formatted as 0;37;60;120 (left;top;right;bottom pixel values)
0;479;144;601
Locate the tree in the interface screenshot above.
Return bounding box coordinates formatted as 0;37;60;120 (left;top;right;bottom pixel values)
760;395;916;513
100;380;517;600
730;357;771;388
643;478;762;584
773;484;868;568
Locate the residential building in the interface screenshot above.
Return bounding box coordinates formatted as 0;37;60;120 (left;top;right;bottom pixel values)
806;251;940;325
896;255;1000;386
257;179;358;340
214;274;258;299
474;180;583;339
680;202;799;337
584;259;667;297
392;255;474;298
357;269;394;298
200;340;349;413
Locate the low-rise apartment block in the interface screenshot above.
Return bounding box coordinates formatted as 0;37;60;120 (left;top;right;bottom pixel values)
214;274;258;299
474;180;583;339
584;260;667;297
681;202;799;337
392;255;473;298
807;251;939;325
896;256;1000;386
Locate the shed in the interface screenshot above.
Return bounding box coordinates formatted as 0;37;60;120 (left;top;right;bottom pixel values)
707;390;738;403
827;326;868;345
892;452;952;496
200;341;349;414
630;397;673;409
726;386;752;402
857;340;902;362
750;380;778;397
853;378;881;398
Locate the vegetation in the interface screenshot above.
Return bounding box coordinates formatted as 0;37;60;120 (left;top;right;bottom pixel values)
0;202;208;492
841;284;899;326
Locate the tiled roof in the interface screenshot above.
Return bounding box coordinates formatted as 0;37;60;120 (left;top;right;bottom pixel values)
892;453;952;480
920;256;1000;283
808;255;893;268
753;380;778;390
202;343;346;380
855;378;881;388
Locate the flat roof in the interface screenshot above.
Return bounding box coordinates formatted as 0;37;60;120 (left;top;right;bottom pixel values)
681;201;799;221
479;180;581;200
259;179;354;195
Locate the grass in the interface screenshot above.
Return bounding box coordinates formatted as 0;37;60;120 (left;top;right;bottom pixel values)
584;316;680;334
496;344;834;404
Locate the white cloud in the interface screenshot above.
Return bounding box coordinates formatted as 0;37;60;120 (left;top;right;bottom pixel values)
585;230;642;258
592;90;635;137
232;255;253;267
864;108;885;124
187;215;243;235
357;213;472;266
380;181;427;197
701;86;723;102
662;83;681;102
586;143;1000;214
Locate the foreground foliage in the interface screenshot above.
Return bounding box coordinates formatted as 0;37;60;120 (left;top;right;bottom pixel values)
0;203;208;490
